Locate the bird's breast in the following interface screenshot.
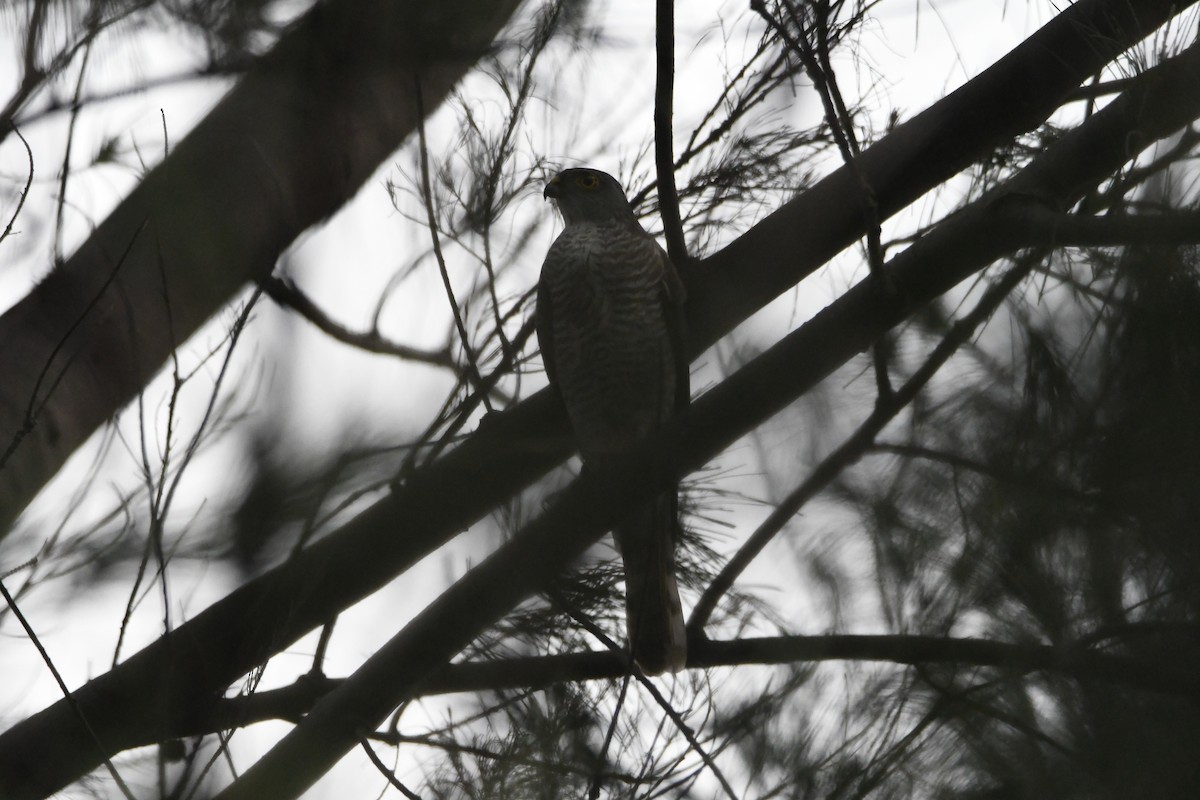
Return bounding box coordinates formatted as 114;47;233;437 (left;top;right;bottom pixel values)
541;223;676;457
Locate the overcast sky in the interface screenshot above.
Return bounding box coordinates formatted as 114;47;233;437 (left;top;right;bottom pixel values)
0;2;1090;796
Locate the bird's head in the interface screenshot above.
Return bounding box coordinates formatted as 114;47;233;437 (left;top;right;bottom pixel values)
544;168;637;225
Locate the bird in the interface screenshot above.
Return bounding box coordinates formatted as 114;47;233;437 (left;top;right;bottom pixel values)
536;166;688;675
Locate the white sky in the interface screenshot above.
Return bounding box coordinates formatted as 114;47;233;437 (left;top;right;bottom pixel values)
0;1;1116;796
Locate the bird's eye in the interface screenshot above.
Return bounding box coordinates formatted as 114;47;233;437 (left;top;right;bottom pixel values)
577;174;599;189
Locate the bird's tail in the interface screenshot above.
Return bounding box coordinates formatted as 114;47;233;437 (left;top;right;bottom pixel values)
615;491;687;676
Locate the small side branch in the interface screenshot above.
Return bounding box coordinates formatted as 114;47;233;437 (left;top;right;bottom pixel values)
0;126;34;247
414;77;494;413
753;0;893;397
688;254;1039;635
0;579;136;800
261;276;455;368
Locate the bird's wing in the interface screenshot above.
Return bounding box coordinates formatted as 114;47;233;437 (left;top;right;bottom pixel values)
535;249;561;402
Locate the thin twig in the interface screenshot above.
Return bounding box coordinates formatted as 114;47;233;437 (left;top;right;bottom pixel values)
13;65;243;129
587;672;632;800
551;592;739;800
153;624;1199;743
2;1;136;135
0;219;147;476
410;315;538;472
262;275;456;368
0;578;137;800
115;289;262;664
472;1;562;360
311;617;337;675
688;254;1040;635
1;125;35;246
54;39;94;264
754;0;894;399
359;736;424;800
142;150;185;638
413;77;494;414
373;727;642;785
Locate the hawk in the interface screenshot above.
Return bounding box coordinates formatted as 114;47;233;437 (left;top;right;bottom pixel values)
537;167;688;675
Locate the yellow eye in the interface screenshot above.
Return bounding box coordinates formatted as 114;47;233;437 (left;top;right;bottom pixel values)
577;174;599;189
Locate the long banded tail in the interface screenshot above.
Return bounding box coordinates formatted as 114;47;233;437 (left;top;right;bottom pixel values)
615;491;687;676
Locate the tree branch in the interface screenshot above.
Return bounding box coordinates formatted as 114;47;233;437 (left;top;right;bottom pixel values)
0;0;524;532
0;126;34;248
164;631;1200;741
686;0;1197;341
2;4;1197;797
655;0;687;265
211;41;1200;798
261;276;455;368
688;253;1040;636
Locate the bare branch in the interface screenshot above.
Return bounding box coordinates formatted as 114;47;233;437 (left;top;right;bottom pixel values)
655;0;687;265
155;630;1199;742
0;579;136;800
689;252;1039;635
3;6;1197;797
261;276;456;368
0;125;34;247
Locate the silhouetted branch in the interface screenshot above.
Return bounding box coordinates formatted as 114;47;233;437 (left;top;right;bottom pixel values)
359;736;422;800
415;78;494;414
261;275;455;368
209;51;1200;786
0;579;135;799
689;253;1039;635
3;5;1197;797
163;631;1197;742
655;0;687;265
0;0;526;532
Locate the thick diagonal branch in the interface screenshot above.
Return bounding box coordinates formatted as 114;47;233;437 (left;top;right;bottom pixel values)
0;0;523;531
213;42;1200;799
1;3;1196;797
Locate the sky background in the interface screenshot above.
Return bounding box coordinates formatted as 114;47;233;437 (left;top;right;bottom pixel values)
0;1;1094;796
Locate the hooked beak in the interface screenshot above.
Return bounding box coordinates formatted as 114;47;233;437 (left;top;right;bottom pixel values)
543;175;561;200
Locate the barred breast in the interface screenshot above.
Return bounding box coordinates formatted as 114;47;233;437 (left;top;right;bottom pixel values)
540;220;676;460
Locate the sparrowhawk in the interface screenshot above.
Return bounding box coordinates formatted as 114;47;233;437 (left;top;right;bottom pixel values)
537;167;688;675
